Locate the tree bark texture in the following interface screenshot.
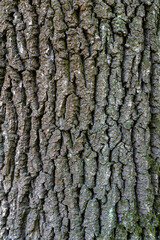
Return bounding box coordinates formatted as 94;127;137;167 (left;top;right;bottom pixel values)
0;0;160;239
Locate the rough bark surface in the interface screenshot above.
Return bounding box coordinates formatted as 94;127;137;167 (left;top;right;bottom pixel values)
0;0;160;239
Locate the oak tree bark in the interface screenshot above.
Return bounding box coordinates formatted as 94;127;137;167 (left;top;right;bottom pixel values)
0;0;160;239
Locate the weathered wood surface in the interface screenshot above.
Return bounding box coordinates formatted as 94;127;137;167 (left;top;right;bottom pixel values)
0;0;160;239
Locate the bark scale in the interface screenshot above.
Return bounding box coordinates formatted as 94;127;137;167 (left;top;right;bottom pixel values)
0;0;160;239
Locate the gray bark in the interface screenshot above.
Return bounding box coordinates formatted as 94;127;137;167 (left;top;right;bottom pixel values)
0;0;160;239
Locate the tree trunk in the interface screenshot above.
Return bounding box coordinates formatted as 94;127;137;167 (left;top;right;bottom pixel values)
0;0;160;239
